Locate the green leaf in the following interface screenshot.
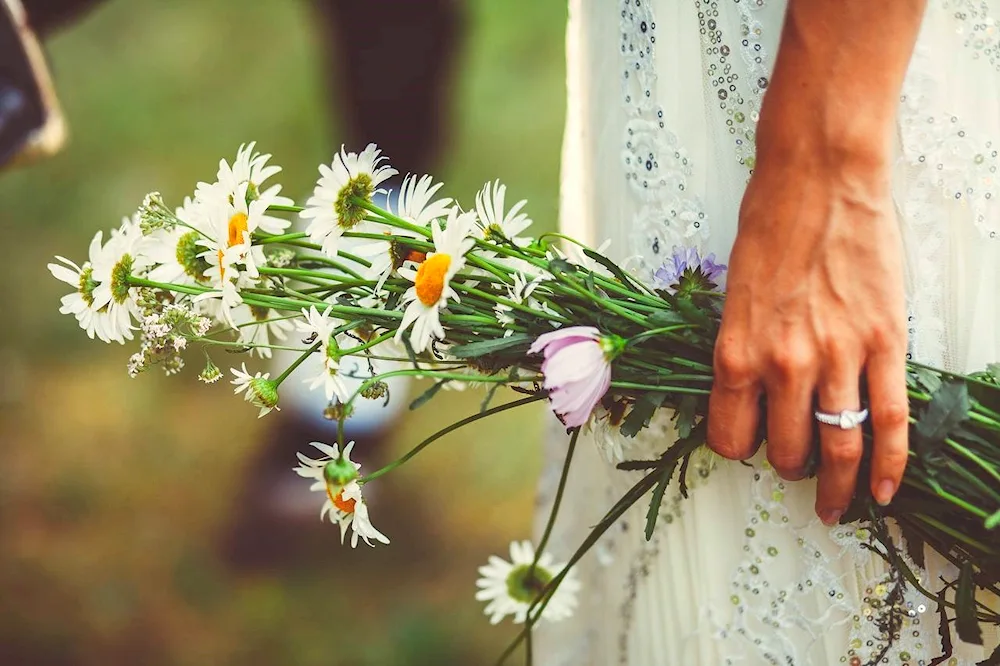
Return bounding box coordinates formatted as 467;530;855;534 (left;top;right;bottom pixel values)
673;395;698;439
582;247;644;291
915;382;971;448
409;380;447;410
548;258;578;276
674;295;714;330
956;562;984;645
646;309;686;328
929;603;954;666
644;460;678;541
620;393;666;438
913;366;943;393
448;333;532;359
899;522;927;569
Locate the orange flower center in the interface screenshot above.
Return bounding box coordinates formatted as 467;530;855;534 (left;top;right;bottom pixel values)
406;250;427;263
327;486;356;514
227;212;249;248
414;253;451;306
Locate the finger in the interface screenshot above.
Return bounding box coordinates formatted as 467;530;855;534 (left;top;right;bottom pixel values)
815;363;864;525
764;356;818;480
866;350;910;506
708;342;762;460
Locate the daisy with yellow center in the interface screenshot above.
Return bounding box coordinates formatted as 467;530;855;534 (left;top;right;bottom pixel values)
292;441;389;548
395;208;478;352
194;142;292;236
301;143;398;258
194;182;272;328
353;173;452;292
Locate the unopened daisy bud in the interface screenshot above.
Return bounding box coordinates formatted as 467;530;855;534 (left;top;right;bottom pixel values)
199;358;222;384
137;192;180;233
231;364;280;417
361;380;389;401
323;457;359;487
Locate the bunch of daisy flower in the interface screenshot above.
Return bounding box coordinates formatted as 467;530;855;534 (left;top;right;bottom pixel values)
48;142;1000;663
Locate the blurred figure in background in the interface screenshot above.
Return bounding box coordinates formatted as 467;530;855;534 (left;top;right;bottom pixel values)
5;0;464;567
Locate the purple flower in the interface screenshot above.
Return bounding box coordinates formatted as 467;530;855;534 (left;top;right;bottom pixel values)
529;326;622;427
653;246;727;295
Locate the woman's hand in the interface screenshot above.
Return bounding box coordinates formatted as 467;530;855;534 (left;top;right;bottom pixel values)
705;0;927;524
707;139;909;525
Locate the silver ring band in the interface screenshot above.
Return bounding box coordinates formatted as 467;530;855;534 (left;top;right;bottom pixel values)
814;408;869;430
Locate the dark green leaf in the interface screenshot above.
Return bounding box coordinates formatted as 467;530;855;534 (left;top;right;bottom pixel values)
914;366;943;393
583;271;597;294
616;458;662;471
673;395;698;439
646;309;686;328
915;382;971;449
548;258;578;276
899;522;927;569
620;393;666;438
448;333;532;359
674;295;714;330
409;380;447;410
644;460;678;541
928;603;953;666
582;247;644;292
956;562;984;645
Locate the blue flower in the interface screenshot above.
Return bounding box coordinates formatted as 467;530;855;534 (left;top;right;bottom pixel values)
653;246;727;295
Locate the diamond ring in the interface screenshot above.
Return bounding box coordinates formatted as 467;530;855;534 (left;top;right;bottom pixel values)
814;408;869;430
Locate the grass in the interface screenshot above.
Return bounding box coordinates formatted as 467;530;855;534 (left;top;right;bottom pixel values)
0;1;565;664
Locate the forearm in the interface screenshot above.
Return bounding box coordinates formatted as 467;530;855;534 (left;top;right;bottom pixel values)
759;0;927;167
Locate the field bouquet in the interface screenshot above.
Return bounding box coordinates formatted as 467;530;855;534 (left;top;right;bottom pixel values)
49;143;1000;664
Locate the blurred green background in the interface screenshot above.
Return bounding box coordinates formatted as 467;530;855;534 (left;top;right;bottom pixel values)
0;1;565;664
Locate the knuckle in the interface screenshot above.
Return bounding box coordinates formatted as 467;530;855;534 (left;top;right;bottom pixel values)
768;343;815;380
825;440;862;467
872;403;908;431
714;342;754;385
767;449;806;479
875;447;910;472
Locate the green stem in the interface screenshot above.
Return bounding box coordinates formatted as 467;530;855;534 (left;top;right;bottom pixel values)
529;427;580;582
358;395;545;483
275;342;321;386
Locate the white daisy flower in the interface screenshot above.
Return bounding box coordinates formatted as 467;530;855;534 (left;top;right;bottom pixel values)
230;362;279;417
475;540;580;625
293;441;389;548
194;184;275;327
48;231;117;343
301;143;398;257
395;208;478;352
494;272;546;335
231;303;295;359
195;142;292;236
476;179;532;246
88;216;152;343
353;173;452;291
144;197;211;287
294;305;350;402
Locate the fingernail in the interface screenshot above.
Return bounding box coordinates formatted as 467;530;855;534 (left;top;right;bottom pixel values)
819;509;843;526
875;480;896;506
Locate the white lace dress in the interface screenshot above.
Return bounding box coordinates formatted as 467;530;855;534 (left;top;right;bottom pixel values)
535;1;1000;664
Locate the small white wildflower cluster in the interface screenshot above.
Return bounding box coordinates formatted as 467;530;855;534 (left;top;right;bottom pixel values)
127;292;211;378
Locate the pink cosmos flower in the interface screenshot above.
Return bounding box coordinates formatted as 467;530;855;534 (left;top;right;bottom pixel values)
529;326;622;427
